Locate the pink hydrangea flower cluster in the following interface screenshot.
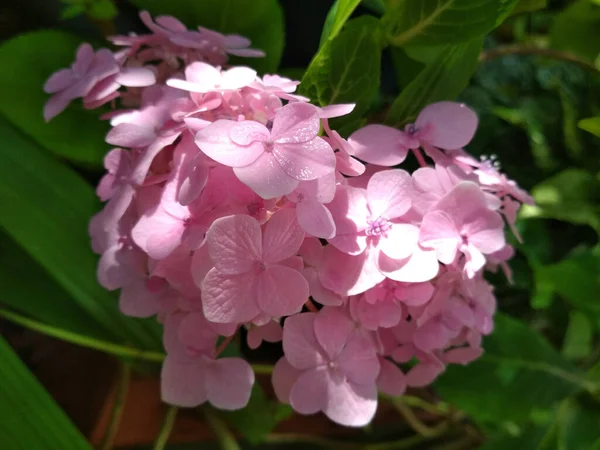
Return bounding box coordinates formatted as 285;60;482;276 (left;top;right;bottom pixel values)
45;11;533;427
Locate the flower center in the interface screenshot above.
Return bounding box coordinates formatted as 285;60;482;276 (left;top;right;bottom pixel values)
366;216;391;237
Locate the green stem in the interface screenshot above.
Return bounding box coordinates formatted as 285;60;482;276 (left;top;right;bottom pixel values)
252;363;275;375
204;408;242;450
153;406;178;450
382;394;450;416
264;433;362;449
0;309;165;362
390;398;441;438
101;363;131;450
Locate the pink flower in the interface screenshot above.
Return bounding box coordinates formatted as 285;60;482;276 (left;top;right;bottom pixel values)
161;313;254;409
167;62;257;93
195;102;336;198
200;209;309;323
419;182;505;277
273;308;380;427
44;44;119;121
246;320;283;349
348;102;478;166
170;26;265;60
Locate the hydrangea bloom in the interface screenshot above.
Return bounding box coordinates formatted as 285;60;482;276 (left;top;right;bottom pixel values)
45;10;532;427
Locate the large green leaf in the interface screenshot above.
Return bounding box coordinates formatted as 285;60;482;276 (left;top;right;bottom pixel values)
383;0;518;47
0;117;161;350
0;230;111;341
300;16;383;127
435;314;593;422
131;0;284;74
550;0;600;64
0;335;92;449
519;169;600;232
0;31;110;167
578;117;600;138
562;311;594;360
319;0;362;47
385;37;482;127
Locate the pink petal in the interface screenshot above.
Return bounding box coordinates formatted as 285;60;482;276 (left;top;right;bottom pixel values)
229;121;270;146
116;66;156;87
319;104;356;119
273;138;335;181
161;355;208;407
348;125;408;166
255;265;308;317
444;347;483;364
418;210;460;264
190;243;213;288
297;201;336;239
350;295;402;330
378;223;419;260
465;212;505;254
298;237;323;267
272;357;302;404
206;215;262;275
337;334;380;384
434;181;488;225
376;358;406;396
195;120;265;168
415;102;478;150
282;312;326;370
44;68;75;93
43;92;73;122
179;312;218;351
156;15;187;32
262;208;305;263
379;247;439;283
119;279;160;318
201;269;260;323
271;102;321;143
367;169;413;219
320;247;385;296
303;267;344;306
313;308;354;360
106;123;156;148
221;67;257;90
324;377;377;427
205;358;255;410
289;367;328;414
234;153;298;199
405;362;444;387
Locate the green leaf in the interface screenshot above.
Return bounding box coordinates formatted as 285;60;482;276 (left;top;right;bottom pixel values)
557;399;600;449
385;37;482;127
534;247;600;318
479;426;554;450
510;0;548;16
435;314;593;422
60;3;86;19
0;31;110;167
89;0;118;20
362;0;386;14
0;335;92;449
131;0;284;73
0;117;161;350
221;384;293;444
0;230;112;341
578;117;600;138
320;0;362;47
300;16;383;126
383;0;519;47
550;0;600;64
519;169;600;232
562;311;594;360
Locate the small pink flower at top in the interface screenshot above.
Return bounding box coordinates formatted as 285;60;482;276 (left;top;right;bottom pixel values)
272;308;380;427
419;181;506;278
194;102;336;199
200;209;309;324
167;61;257;93
348;102;478;166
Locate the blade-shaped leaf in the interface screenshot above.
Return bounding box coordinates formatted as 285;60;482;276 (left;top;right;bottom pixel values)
0;335;92;449
550;0;600;64
131;0;284;73
300;16;383;126
578;117;600;138
0;230;112;341
383;0;519;47
435;314;595;422
319;0;362;47
0;117;161;350
0;31;110;167
385;37;482;127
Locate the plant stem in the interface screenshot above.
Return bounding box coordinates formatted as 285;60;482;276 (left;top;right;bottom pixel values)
305;298;319;312
204;408;242;450
153;406;178;450
264;433;362;449
252;363;275;375
100;363;131;450
215;335;235;357
383;394;450;416
0;309;165;362
480;45;600;75
391;398;440;438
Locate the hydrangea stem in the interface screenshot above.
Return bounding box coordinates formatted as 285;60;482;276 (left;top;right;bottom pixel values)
204;408;242;450
153;406;178;450
390;398;441;438
100;362;131;450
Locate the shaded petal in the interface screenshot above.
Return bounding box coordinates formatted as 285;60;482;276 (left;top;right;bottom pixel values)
376;358;406;396
289;367;328;414
297;201;336;239
272;357;302;404
205;358;255;410
337;334;380;384
418;211;460;264
106;123;155;148
161;355;208;407
282;312;326;370
262;208;305;263
202;269;260;323
314;308;355;360
348;125;408;166
256;265;308;317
